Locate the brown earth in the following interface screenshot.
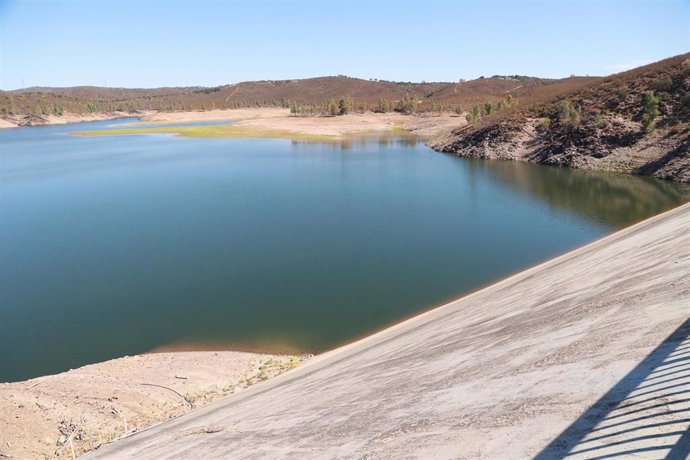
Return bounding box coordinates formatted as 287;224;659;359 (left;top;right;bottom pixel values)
429;53;690;183
0;351;305;459
0;74;598;123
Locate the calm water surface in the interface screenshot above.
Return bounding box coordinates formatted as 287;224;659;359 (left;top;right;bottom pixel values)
1;119;688;382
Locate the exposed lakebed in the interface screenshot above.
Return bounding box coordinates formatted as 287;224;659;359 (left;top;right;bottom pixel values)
1;118;688;382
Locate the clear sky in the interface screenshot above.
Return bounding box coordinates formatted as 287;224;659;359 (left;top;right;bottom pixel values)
0;0;688;90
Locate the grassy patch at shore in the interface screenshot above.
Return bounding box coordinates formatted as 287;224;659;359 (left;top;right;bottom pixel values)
71;124;335;141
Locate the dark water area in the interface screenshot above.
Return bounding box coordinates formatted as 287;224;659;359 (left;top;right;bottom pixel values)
1;119;688;382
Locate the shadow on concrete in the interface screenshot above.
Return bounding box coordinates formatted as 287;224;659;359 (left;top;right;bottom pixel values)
535;318;690;459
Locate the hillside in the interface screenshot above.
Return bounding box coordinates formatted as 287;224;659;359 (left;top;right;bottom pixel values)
0;75;597;125
429;53;690;183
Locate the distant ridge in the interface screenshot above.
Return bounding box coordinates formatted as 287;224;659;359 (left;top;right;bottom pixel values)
0;74;598;117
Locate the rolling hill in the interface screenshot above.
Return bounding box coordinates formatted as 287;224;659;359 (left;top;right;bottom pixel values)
429;53;690;183
0;74;598;122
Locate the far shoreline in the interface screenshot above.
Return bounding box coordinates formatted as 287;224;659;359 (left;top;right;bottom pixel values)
1;107;468;141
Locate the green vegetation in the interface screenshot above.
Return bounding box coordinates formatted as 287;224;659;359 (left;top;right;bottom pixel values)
397;93;419;114
326;99;339;116
470;105;482;122
377;98;392;113
641;90;659;133
651;75;673;93
338;95;353;115
557;99;581;127
464;94;518;124
71;124;334;141
288;97;359;116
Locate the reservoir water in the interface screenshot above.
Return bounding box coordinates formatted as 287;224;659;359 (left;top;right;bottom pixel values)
1;119;688;382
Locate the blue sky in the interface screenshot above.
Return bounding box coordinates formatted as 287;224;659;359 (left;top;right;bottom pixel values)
0;0;688;89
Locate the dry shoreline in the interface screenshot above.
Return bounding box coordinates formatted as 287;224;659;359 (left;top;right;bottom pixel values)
0;352;306;459
1;108;467;140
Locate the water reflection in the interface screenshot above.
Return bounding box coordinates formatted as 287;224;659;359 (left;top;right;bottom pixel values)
2;124;688;382
464;159;690;228
291;134;424;151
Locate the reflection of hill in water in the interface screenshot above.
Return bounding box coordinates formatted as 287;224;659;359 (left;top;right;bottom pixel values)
292;135;424;150
465;159;690;229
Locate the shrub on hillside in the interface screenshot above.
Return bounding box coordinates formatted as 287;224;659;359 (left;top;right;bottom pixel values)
557;100;581;127
471;105;482;122
641;91;659;133
541;118;551;131
682;92;690;109
651;75;673;93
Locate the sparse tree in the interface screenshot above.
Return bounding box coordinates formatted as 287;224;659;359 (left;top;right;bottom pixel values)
557;100;581;127
327;99;339;116
398;93;419;114
484;102;493;115
377;98;392;113
641;90;659;133
339;95;353;115
471;105;482;122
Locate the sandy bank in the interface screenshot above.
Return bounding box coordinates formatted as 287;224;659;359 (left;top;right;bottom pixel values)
0;118;18;129
136;108;288;123
0;352;305;459
72;108;467;140
137;108;466;137
229;111;466;138
2;107;466;138
85;203;690;459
